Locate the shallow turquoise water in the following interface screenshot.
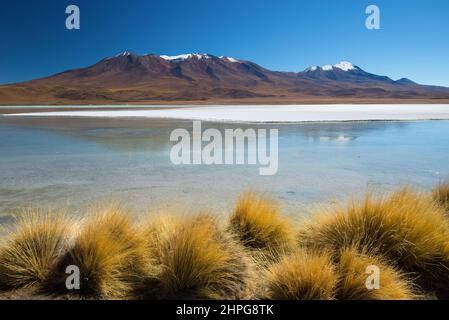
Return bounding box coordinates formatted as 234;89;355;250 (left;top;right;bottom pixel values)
1;116;449;219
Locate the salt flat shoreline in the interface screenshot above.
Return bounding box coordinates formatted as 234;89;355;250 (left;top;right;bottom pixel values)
3;104;449;123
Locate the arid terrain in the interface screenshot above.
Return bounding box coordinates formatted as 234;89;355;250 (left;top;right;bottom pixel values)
1;53;449;105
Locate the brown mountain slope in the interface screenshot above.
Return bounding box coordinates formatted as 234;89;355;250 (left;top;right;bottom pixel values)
1;52;449;105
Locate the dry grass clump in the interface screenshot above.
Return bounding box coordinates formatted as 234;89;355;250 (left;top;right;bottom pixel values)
261;246;417;300
229;192;295;259
432;182;449;213
2;185;449;300
261;249;336;300
336;247;417;300
140;214;255;299
0;211;72;291
50;205;147;298
297;188;449;292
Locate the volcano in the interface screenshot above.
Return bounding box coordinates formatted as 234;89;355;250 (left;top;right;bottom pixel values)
1;52;448;105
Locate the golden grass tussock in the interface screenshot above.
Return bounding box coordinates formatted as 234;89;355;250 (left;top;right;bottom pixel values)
261;246;417;300
2;185;449;300
139;213;255;299
261;249;337;300
49;205;148;298
336;247;417;300
432;181;449;213
298;187;449;291
0;211;72;291
228;192;295;259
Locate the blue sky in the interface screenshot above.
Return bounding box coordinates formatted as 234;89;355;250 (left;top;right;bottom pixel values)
1;0;448;86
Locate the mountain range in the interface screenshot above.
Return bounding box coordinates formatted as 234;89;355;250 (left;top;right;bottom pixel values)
1;52;449;105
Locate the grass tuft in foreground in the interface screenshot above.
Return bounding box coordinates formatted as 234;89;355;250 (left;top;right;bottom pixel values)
229;192;295;260
432;181;449;213
297;188;449;293
0;211;72;291
140;214;255;299
336;247;417;300
261;249;336;300
260;246;417;300
49;205;147;298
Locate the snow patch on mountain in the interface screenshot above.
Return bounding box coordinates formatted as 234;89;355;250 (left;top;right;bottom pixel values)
115;51;132;57
306;66;318;72
334;61;356;71
159;53;210;61
305;61;357;72
219;56;239;63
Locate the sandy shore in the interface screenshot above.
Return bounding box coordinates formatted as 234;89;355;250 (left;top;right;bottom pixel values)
4;104;449;123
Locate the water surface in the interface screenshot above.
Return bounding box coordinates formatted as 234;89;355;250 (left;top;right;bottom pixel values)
1;116;449;222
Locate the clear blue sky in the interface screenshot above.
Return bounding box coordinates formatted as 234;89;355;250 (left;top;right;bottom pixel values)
1;0;448;86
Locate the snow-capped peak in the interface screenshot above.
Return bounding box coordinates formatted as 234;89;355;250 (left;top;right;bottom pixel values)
110;52;243;63
116;51;132;57
159;53;211;61
334;61;356;71
305;61;357;72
